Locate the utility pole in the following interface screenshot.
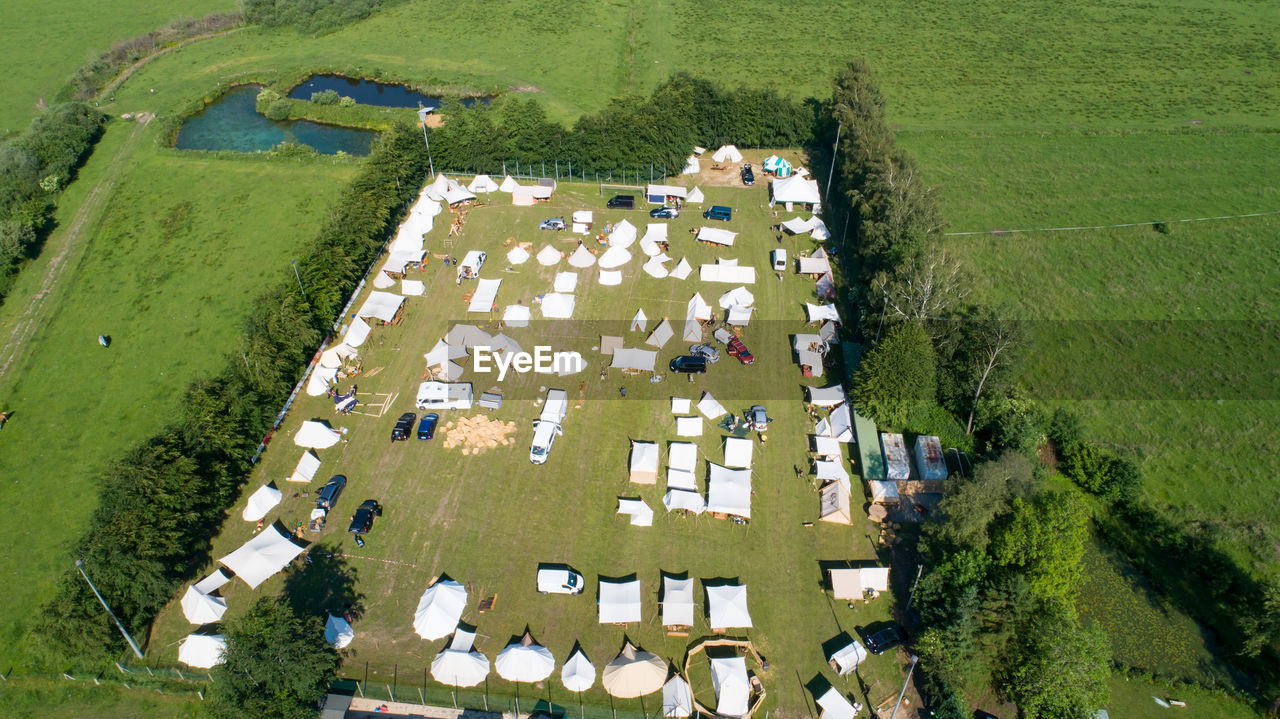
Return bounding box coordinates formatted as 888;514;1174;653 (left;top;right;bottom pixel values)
903;563;925;617
416;106;435;177
888;655;919;719
291;258;308;302
823;118;843;207
76;559;144;659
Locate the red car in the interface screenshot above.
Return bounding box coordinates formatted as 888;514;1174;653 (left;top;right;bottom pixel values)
726;336;754;365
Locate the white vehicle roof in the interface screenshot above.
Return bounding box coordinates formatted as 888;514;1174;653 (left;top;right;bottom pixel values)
416;381;475;410
541;388;568;420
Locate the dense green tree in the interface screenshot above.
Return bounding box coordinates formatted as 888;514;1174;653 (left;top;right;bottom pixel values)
925;452;1035;554
991;490;1089;605
208;597;338;719
851;320;936;427
997;608;1110;718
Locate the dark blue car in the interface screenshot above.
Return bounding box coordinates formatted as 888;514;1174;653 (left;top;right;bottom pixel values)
417;413;439;440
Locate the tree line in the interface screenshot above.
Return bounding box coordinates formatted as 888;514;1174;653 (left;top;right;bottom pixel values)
30;123;430;668
428;73;813;178
244;0;401;36
0;102;107;301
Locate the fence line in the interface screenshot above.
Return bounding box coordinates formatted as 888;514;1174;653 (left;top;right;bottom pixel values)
943;209;1280;236
433;161;671;187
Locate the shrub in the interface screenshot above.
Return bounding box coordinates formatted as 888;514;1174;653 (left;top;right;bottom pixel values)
338;95;356;108
255;87;280;108
264;99;292;121
1062;443;1142;501
1046;406;1084;457
310;89;340;105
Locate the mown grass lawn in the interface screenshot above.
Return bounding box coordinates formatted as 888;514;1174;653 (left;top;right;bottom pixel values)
146;177;907;717
0;127;355;667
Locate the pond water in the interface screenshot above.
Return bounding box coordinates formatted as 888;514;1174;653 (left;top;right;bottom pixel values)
174;86;377;156
287;74;492;110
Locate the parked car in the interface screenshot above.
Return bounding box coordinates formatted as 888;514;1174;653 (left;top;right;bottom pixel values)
703;205;732;221
747;406;771;431
530;389;568;465
862;625;906;655
649;206;679;219
417;413;439;440
390;412;416;442
689;343;720;363
771;248;787;271
348;500;383;535
539;217;567;231
315;475;347;510
607;195;635;210
536;564;585;594
669;355;708;374
740;163;755;186
725;336;754;365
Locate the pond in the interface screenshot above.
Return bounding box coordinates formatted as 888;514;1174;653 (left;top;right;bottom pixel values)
175;86;377;156
287;74;493;110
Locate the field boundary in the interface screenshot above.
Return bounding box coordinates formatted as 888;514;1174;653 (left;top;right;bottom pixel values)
944;209;1280;236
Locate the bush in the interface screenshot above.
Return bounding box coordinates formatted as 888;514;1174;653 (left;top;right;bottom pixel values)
1046;406;1084;457
1062;443;1142;501
310;89;340;105
338;95;356;108
255;87;280;108
244;0;388;35
264;99;292;121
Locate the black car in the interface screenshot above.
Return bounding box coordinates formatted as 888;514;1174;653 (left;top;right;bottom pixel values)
390;412;416;442
668;355;708;374
740;163;755;186
607;194;635;210
863;625;906;655
348;500;383;535
649;206;679;219
315;475;347;510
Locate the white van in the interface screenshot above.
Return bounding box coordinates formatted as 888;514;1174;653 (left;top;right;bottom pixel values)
457;250;486;281
771;248;787;272
530;389;568;464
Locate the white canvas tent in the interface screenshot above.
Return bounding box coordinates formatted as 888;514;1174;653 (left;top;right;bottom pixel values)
711;145;743;163
468;278;502;313
641;223;668;256
413;579;468;640
496;636;555;682
682;155;701;175
561;648;597;692
822;403;854;443
818;480;852;525
646;318;675;348
814;435;843;460
829;641;868;676
706;583;752;628
343;316;372;347
288;451;321;483
697;393;728;419
675;415;703;437
432;630;490;687
670;258;693;280
646;184;688;203
568;245;597;268
700;259;756;284
671;397;691;414
306;365;337;397
805;303;842;324
667;442;699;490
869;479;899;503
181;585;227;625
808;384;848;408
178;634;226;668
771;175;821;205
664;675;694;718
642;255;671;278
781;215;830;240
797;254;832;275
219;524;306;588
242;483;283;522
686;186;705;204
468;174;499;193
499;175;520;192
707;464;752;519
726;306;753;326
618;498;654;527
294;421;342;449
816;460;849;484
630;441;660;483
507;246;531;265
723;437;754;469
611;219;638;248
610;347;658;372
554;272;579;293
711;656;751;718
602;641;666;698
599;578;643;624
718;287;754;310
830;567;890;599
194;569;230;594
373;271;396;288
540;293;576;319
696;226;737;246
512;187;537;205
662;576;695;626
537;245;563;266
630;308;648;332
357;291;405;323
598;246;633;269
503;304;532;327
816;688;857;719
321;615;354;651
402;279;425;296
663;489;706;514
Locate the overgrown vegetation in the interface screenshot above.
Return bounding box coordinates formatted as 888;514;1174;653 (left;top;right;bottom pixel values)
0;102;106;300
30;123;429;667
430;73;813;177
57;13;242;104
244;0;399;36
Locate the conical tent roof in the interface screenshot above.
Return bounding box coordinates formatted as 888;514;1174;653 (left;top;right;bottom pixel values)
294;420;342;448
686;187;705;204
663;675;693;717
496;634;555;682
242;483;283;522
413;579;468;640
178;634;226;668
568;245;597;268
181;586;227;625
561;648;597;692
432;648;491;687
707;584;753;629
325;614;355;649
602;641;666;698
499;175;519;192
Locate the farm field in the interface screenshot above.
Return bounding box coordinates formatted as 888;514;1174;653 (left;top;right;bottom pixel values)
0;124;356;666
0;0;234;133
145;178;903;717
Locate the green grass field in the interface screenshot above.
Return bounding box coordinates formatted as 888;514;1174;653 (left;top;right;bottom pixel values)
0;126;355;666
143;177;905;717
0;0;234;133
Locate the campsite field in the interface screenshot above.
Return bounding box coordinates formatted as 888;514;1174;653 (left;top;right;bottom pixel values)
0;124;356;666
145;177;905;717
0;0;234;133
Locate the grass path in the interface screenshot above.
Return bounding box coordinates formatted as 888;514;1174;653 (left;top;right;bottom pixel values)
0;114;150;382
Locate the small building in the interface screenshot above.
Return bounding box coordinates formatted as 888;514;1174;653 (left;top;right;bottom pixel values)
880;432;910;481
912;435;947;492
